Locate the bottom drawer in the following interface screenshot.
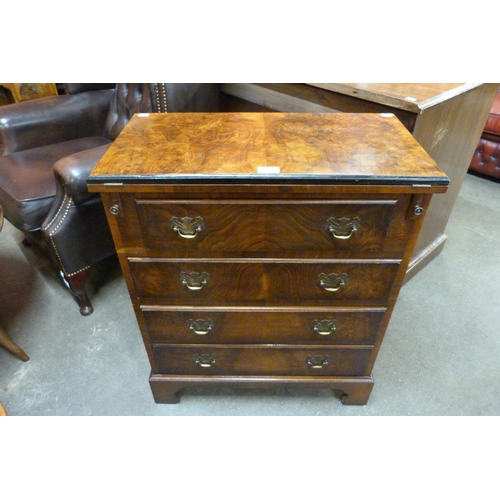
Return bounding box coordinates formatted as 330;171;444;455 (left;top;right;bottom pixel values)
152;344;372;376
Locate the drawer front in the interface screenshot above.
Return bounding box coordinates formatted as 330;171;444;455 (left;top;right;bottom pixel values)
129;259;399;305
153;344;372;376
135;199;401;257
142;308;385;345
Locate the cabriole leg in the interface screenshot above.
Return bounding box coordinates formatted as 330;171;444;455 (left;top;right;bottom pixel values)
63;268;93;316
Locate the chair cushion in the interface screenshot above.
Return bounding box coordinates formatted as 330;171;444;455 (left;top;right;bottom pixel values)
0;136;111;231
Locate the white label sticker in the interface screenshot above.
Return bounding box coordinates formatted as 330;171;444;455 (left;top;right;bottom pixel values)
257;166;281;174
137;113;150;117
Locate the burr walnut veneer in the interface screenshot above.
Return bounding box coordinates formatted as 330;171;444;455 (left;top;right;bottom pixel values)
88;112;448;405
221;83;498;280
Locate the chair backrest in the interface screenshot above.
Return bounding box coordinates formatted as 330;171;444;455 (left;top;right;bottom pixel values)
64;83;116;95
103;84;156;140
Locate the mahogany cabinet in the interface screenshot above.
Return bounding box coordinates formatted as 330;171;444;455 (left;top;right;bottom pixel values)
88;112;448;405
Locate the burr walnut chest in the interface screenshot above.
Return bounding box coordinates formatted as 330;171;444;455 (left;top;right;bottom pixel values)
88;112;448;405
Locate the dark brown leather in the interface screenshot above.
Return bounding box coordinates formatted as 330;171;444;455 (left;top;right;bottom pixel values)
483;92;500;137
41;186;116;276
0;137;110;230
0;89;113;155
469;90;500;179
155;83;220;112
52;144;111;200
470;138;500;178
104;83;156;140
0;83;221;313
64;83;116;95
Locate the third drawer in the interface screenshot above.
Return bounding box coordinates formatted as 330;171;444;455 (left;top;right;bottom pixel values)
141;307;385;345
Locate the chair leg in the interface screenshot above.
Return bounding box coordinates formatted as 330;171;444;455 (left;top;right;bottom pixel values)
62;268;94;316
0;325;29;361
21;233;95;315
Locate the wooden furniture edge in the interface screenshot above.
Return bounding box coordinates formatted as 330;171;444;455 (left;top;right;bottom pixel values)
149;373;375;405
306;83;482;112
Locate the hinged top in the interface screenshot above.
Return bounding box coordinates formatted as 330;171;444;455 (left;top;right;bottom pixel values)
88;112;449;189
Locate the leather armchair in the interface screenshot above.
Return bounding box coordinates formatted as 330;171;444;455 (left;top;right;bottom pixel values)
0;83;220;315
469;88;500;179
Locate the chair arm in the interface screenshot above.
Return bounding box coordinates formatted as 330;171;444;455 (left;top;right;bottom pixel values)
52;143;111;202
41;143;116;277
0;89;114;155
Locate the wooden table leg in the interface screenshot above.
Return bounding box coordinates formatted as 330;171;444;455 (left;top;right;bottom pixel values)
0;207;28;362
0;325;29;361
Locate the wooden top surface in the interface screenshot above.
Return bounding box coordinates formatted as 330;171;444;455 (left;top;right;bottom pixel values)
88;112;449;187
308;83;478;113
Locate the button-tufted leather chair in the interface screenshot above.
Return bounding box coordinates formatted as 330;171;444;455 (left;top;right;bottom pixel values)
0;83;220;315
469;88;500;179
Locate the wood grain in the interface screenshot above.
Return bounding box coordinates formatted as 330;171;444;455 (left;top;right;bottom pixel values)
149;374;374;405
408;83;499;274
308;83;471;112
110;192;420;261
222;83;417;129
136;199;398;256
141;307;385;345
88;111;448;405
89;113;448;186
152;344;372;376
128;259;399;306
218;85;497;278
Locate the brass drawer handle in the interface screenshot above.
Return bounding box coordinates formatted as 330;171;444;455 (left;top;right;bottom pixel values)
307;355;329;369
171;216;205;239
327;216;360;240
180;271;210;290
318;272;347;292
312;319;338;336
189;319;214;335
195;354;216;368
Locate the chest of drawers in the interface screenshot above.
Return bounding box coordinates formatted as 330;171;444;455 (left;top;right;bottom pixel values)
88;112;448;405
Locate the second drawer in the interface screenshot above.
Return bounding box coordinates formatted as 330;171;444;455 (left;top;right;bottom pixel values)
129;259;400;305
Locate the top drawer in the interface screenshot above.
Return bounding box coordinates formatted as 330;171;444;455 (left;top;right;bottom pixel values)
129;199;407;258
